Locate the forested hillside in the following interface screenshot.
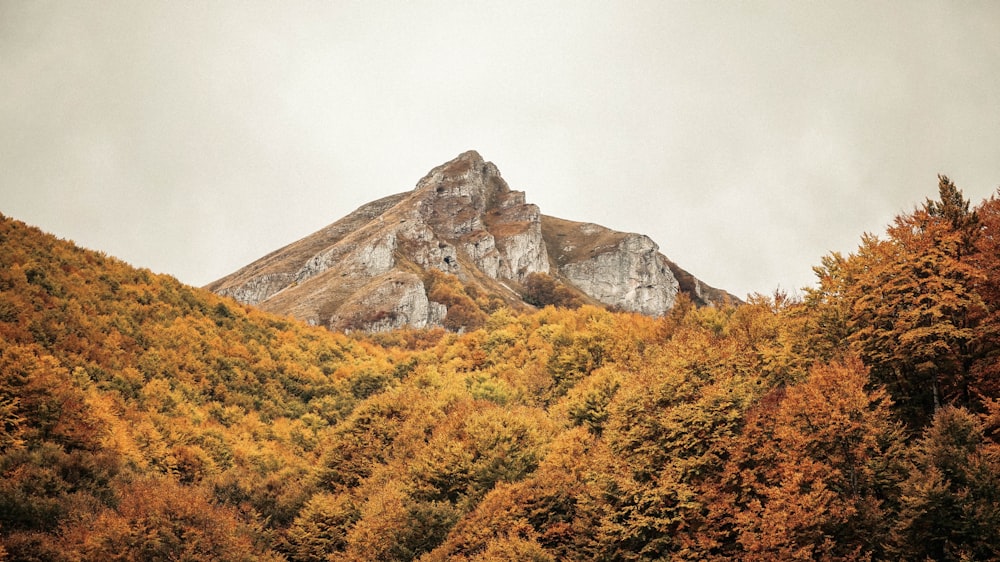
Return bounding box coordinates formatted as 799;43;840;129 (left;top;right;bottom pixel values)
2;176;999;560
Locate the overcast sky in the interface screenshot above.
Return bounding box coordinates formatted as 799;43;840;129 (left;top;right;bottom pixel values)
2;1;999;299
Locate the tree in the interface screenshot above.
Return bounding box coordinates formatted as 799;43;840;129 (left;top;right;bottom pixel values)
966;192;1000;401
522;273;582;309
889;406;1000;561
408;405;551;506
703;358;907;560
926;175;980;254
60;477;283;561
424;270;489;331
423;427;601;561
810;178;987;427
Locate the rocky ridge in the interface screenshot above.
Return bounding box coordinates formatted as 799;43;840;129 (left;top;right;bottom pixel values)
207;151;735;331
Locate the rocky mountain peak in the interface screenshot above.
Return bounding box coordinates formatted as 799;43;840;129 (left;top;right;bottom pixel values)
207;151;735;332
415;150;502;202
411;150;526;242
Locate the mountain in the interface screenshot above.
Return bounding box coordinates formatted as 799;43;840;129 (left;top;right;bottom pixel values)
3;176;999;560
207;151;735;331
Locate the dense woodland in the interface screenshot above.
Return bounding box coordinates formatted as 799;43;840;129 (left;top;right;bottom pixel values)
1;177;999;561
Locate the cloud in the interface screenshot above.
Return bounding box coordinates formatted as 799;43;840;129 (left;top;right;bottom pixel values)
2;1;999;299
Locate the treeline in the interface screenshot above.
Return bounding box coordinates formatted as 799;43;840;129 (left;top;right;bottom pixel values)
1;176;998;560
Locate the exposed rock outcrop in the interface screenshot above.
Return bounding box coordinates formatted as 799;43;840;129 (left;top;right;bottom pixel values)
330;272;447;332
559;231;679;315
411;151;550;282
207;151;736;332
217;272;294;306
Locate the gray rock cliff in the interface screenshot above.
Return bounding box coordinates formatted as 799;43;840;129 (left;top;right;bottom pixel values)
206;151;735;331
559;230;680;315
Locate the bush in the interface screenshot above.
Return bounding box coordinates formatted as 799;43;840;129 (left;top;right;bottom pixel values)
522;273;581;309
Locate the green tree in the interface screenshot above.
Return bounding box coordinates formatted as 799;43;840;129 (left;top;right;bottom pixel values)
889;406;1000;561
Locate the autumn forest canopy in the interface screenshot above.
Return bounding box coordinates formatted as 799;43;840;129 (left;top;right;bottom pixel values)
2;176;1000;560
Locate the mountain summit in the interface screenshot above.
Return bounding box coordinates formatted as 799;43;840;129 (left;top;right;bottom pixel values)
207;151;734;331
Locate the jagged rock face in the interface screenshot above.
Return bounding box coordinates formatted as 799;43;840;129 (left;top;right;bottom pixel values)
208;151;552;331
411;152;550;282
297;232;397;284
207;151;735;331
560;231;680;315
216;272;294;306
329;272;446;332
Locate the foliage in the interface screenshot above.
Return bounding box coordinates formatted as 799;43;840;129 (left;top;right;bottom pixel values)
701;358;908;560
809;177;995;427
521;272;583;309
423;269;490;331
3;173;1000;561
888;406;1000;561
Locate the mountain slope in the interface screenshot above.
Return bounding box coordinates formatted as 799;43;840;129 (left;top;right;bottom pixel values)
3;174;999;560
0;212;390;560
207;151;736;331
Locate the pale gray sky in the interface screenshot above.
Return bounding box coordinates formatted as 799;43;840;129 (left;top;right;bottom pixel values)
2;1;999;299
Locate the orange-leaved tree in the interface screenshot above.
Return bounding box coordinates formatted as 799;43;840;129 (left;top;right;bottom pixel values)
701;357;907;560
810;176;987;427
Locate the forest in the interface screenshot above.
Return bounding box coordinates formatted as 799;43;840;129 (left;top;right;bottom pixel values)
1;176;998;561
